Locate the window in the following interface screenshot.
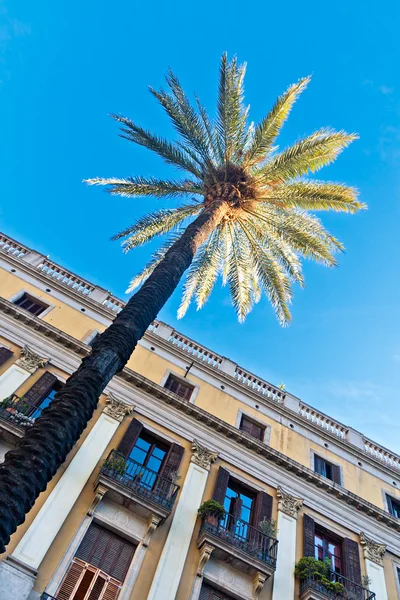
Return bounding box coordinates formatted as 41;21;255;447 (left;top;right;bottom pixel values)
56;523;136;599
387;495;400;518
200;583;234;600
128;431;169;488
239;414;265;441
13;292;49;317
30;380;63;419
314;454;341;484
164;374;194;400
315;527;342;573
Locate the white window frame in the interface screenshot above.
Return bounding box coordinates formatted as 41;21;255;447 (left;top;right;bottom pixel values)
160;369;200;404
9;289;54;319
310;449;343;486
235;409;271;444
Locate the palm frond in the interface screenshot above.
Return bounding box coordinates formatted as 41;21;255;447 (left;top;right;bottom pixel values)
238;219;293;325
177;228;222;318
150;72;216;169
216;54;249;164
86;176;204;198
111;114;203;177
257;129;358;182
225;222;254;322
113;204;202;249
259;180;365;213
244;76;310;166
126;234;181;292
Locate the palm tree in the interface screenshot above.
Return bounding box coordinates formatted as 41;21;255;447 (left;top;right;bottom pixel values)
0;55;364;550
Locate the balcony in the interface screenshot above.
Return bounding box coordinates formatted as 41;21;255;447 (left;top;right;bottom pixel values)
299;569;375;600
0;394;42;438
198;513;278;579
95;450;180;522
40;594;56;600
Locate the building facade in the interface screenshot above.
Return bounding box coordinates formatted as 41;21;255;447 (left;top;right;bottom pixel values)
0;231;399;600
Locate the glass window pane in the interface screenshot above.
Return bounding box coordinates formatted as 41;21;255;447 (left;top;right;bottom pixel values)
153;447;166;460
136;437;151;451
147;456;162;473
130;447;147;464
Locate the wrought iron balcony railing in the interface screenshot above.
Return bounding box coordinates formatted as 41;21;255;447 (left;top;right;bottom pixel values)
0;394;42;428
40;593;57;600
299;567;376;600
200;513;278;569
100;450;180;511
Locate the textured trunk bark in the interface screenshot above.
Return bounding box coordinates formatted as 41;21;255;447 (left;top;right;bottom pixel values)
0;201;229;551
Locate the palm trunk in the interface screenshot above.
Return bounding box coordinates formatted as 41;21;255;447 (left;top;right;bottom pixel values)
0;201;229;551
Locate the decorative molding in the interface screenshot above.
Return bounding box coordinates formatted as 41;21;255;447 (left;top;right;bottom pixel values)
360;532;386;566
143;514;162;547
103;393;133;422
15;344;48;373
191;439;218;471
252;571;267;599
1;300;400;548
87;484;108;516
197;543;214;576
276;486;303;519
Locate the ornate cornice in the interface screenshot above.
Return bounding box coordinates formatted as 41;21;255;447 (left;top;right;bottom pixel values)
1;297;400;536
360;532;386;566
103;393;133;422
196;543;214;576
15;344;48;373
191;440;218;471
277;486;303;519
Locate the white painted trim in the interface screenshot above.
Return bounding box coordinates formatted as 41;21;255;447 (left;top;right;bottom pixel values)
0;313;400;557
392;559;400;599
222;466;268;494
310;449;344;487
160;368;200;404
235;409;271;445
8;289;55;319
272;510;297;600
81;329;101;345
138;420;183;446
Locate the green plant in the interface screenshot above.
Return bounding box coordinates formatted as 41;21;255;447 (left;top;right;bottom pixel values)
362;574;372;588
104;454;127;476
295;557;344;595
198;500;226;520
259;517;277;538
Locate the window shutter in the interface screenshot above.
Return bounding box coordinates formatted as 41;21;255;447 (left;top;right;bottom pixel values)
332;464;341;485
0;347;13;368
24;371;57;407
160;443;184;481
102;580;122;600
87;573;107;599
117;418;143;457
342;538;362;584
212;467;230;504
56;560;86;599
387;495;394;515
253;490;273;526
232;496;243;519
303;514;316;557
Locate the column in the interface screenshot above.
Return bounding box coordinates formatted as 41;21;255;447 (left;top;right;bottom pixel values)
0;395;132;600
360;533;388;600
0;345;48;400
147;440;218;600
272;486;303;600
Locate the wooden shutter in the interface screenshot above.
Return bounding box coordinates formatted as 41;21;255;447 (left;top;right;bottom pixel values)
76;523;135;582
56;559;86;599
387;495;394;515
332;464;341;485
0;347;13;368
240;416;264;441
24;371;57;407
253;490;273;526
102;580;121;600
303;514;316;557
342;538;362;584
160;443;184;481
212;467;230;504
117;418;143;457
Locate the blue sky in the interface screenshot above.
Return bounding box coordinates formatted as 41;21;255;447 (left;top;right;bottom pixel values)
1;1;399;451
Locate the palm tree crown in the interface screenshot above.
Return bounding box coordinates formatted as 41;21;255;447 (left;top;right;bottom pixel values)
88;54;365;325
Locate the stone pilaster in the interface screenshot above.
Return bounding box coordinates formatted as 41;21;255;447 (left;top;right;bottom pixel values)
360;532;388;600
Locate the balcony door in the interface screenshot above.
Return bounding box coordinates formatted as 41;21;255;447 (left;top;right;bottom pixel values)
222;481;255;540
128;432;168;490
56;523;135;600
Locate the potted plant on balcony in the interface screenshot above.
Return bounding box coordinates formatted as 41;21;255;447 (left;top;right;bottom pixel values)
295;557;345;596
198;500;226;528
104;454;127;479
259;517;277;539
